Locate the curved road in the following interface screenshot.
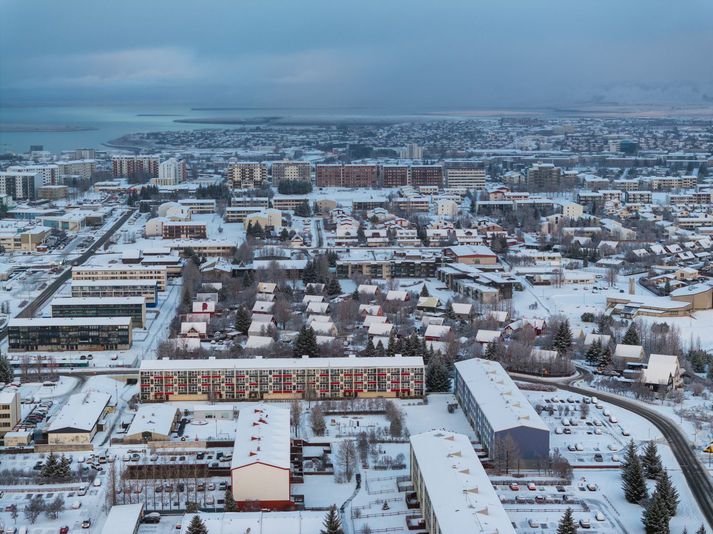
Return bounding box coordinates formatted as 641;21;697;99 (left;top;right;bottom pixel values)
514;372;713;528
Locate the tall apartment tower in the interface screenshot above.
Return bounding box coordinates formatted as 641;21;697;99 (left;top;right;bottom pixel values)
112;155;160;179
7;165;58;186
315;164;379;188
227;162;268;189
152;158;187;186
399;143;423;159
271;161;311;185
527;163;562;192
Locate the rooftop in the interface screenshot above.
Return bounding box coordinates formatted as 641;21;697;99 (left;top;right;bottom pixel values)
231;404;290;470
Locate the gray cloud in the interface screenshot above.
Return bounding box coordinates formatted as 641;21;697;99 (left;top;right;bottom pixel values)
2;0;712;108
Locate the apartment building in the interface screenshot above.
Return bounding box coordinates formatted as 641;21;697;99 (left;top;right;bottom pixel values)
382;165;409;187
336;252;441;279
227;162;268;189
0;171;44;200
527;163;564;192
230;196;270;208
72;265;167;291
454;358;549;461
71;279;159;306
51;296;146;328
139;355;425;402
7;164;58;185
177;199;216;214
271;161;311;184
151;158;187;186
8;317;132;352
162;221;208;240
0;388;21;436
410;431;515;534
57;160;96;181
626;190;653;204
409;165;443;187
444;163;486;189
112;155;159;179
315;164;379;188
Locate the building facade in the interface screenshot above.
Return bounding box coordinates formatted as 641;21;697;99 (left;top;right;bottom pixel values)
72;265;167;291
112;155;159;179
228;162;268;189
139;356;424;402
71;279;158;306
51;296;146;328
8;317;132;352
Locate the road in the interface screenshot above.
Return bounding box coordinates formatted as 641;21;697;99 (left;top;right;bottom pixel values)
513;372;713;528
0;208;135;341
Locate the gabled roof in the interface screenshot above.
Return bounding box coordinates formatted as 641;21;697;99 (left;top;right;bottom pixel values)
232;405;290;471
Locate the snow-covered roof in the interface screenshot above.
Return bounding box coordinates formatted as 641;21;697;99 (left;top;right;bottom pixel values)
179;511;325;534
368;323;394;336
642;354;680;385
102;504;145;534
614;344;645;360
584;333;611;347
410;431;516;534
385;290;409;301
475;329;501;343
424;324;450;339
245;336;274;349
142;355;424;371
363;315;388;326
51;296;145;307
9;317;131;328
125;404;179;439
417;296;440;309
454;358;548;433
48;391;112;433
231;405;290;471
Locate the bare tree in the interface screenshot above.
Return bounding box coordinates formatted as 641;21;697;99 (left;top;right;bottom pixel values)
336;439;358;482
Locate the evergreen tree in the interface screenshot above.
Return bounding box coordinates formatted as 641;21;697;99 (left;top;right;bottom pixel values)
0;354;13;384
641;491;670;534
696;526;707;534
622;440;648;503
584;339;602;365
655;469;678;517
351;288;360;301
224;488;237;512
186;515;209;534
375;340;386;357
641;441;663;480
426;356;450;392
41;453;59;478
556;507;577;534
320;505;344;534
326;277;342;296
235;307;251;334
294;326;318;357
362;338;376;358
598;346;613;369
445;301;456;320
386;331;397;357
420;284;430;297
622;323;640;345
553;320;573;356
484;341;499;361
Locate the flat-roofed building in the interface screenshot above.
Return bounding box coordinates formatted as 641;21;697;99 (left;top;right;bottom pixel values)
139;355;424;402
444;163;486;189
101;503;144;534
72;265;167;291
454;358;549;461
71;279;158;306
112;155;159;179
0;171;44;200
162;221;208;239
382;165;409;187
57;159;96;181
316;164;379;188
177;198;215;214
409;165;443;187
228;162;268;189
0;388;21;436
271;161;311;185
410;430;515;534
124;404;180;443
51;296;146;328
8;317;132;352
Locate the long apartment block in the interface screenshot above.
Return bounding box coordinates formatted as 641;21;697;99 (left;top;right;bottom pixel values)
139;356;425;402
72;265;167;291
8;317;132;352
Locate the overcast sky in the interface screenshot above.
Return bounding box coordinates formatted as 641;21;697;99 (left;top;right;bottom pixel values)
2;0;712;109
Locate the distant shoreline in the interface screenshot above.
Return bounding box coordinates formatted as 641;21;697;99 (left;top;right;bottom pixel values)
0;124;98;133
